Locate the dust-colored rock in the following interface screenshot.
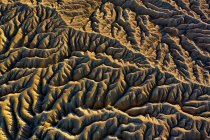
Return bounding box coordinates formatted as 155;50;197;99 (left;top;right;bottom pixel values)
0;0;210;139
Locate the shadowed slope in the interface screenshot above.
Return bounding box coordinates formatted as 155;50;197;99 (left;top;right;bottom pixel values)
0;0;210;140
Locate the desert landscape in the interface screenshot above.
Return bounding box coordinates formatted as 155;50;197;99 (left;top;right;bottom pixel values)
0;0;209;139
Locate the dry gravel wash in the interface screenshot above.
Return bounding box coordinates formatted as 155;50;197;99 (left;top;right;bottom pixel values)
0;0;210;139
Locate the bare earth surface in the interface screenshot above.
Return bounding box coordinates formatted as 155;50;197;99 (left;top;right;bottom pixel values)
0;0;210;139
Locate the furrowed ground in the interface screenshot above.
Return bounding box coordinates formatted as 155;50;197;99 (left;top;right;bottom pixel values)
0;0;210;139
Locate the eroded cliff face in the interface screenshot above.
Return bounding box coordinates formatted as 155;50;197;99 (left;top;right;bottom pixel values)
0;0;209;139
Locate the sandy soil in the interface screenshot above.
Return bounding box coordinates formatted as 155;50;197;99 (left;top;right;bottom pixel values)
0;0;210;139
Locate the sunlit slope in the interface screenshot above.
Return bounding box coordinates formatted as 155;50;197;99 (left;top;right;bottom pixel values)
0;0;210;139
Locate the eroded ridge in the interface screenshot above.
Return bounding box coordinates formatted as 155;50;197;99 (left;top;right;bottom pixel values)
0;0;210;140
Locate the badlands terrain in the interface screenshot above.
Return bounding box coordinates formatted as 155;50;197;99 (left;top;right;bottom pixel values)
0;0;210;139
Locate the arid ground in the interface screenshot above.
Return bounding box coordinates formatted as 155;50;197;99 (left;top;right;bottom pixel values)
0;0;210;139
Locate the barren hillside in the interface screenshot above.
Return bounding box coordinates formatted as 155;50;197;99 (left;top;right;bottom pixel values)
0;0;210;139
